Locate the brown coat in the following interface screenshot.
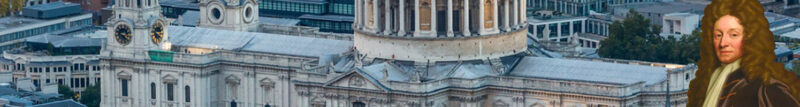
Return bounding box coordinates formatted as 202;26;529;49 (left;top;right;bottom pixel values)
716;69;800;107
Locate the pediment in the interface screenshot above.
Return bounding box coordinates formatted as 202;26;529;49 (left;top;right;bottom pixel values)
324;70;388;91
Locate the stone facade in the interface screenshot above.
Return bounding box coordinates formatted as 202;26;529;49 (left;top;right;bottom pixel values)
100;0;694;107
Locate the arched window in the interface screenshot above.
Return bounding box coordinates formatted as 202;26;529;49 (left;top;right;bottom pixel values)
137;0;142;8
151;83;156;99
185;86;191;102
352;102;366;107
231;100;237;107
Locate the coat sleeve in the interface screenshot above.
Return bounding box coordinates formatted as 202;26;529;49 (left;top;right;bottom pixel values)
763;80;800;107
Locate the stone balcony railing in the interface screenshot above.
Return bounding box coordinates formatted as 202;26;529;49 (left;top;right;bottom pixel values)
372;76;638;97
3;51;99;62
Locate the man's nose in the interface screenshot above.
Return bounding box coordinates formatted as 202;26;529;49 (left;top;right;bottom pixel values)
719;34;730;48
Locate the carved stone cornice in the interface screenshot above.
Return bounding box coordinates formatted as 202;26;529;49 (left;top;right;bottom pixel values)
448;95;487;102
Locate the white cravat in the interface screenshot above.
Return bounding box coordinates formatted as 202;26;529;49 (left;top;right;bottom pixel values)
703;59;741;107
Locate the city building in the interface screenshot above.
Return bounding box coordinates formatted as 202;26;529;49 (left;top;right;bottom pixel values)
28;0;112;25
100;0;695;107
526;11;609;57
0;2;92;51
260;0;355;33
160;0;200;18
527;13;610;42
765;12;800;42
610;2;705;26
0;25;104;93
661;12;700;37
0;71;84;107
26;0;62;6
527;0;663;17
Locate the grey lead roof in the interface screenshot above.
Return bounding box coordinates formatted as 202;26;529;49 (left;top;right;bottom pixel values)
510;57;668;85
168;26;353;57
25;34;104;48
31;99;86;107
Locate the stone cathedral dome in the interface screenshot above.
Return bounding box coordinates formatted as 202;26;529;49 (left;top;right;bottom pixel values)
353;0;529;62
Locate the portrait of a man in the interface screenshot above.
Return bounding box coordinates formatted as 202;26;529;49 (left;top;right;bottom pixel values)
687;0;800;106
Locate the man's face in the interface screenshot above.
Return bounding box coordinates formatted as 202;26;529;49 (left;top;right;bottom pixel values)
713;15;744;64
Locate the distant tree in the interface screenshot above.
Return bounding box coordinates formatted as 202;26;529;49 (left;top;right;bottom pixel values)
598;9;700;64
0;0;8;17
791;60;800;79
80;84;101;107
58;85;76;100
10;0;24;12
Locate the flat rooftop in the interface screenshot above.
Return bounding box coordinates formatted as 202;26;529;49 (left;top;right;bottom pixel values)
168;26;353;57
0;13;92;35
613;2;706;14
510;57;669;85
527;12;587;24
0;16;46;31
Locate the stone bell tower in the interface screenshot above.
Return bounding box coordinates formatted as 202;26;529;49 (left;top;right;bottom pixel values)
104;0;170;59
198;0;259;32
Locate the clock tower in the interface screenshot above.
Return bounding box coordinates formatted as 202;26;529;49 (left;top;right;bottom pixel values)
104;0;169;59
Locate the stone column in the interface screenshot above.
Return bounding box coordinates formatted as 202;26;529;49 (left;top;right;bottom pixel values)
399;0;406;36
415;0;420;37
384;0;392;35
373;0;380;32
355;0;361;29
581;20;586;32
556;22;561;40
512;0;518;29
478;0;485;34
515;0;527;28
493;0;499;31
447;0;454;37
463;0;471;36
503;0;510;31
431;0;437;37
521;0;526;24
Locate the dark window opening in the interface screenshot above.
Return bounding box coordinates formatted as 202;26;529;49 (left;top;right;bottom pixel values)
151;83;156;99
185;86;191;102
352;102;366;107
121;79;129;96
167;84;174;101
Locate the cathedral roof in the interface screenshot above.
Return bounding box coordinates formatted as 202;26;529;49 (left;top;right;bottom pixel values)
509;57;668;85
167;26;353;57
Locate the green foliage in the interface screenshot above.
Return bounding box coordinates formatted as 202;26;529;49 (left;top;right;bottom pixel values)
598;9;700;64
57;85;75;100
0;0;8;17
792;60;800;79
10;0;24;12
80;84;101;107
0;0;26;17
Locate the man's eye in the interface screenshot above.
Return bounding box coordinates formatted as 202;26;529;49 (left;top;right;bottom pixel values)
732;34;738;37
715;34;722;37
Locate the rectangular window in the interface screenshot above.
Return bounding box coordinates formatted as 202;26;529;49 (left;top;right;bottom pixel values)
167;84;174;101
80;78;86;87
121;79;129;96
33;79;39;87
151;83;156;99
185;86;190;102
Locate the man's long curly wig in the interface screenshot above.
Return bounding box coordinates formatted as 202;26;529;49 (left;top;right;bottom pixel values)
687;0;800;106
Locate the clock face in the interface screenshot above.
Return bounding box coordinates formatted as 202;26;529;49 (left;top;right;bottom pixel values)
151;22;164;44
115;25;132;45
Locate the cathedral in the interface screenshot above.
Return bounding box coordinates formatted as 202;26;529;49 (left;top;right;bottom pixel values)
100;0;696;107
